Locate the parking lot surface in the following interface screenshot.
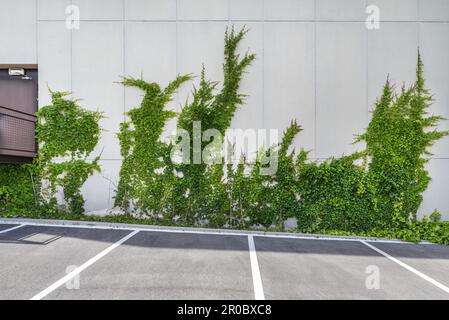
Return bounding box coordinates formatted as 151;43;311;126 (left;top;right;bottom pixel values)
0;220;449;300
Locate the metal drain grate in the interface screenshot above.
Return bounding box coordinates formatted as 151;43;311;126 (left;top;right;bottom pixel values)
19;233;62;245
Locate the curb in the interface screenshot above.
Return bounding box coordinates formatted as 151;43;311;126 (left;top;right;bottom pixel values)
0;217;432;244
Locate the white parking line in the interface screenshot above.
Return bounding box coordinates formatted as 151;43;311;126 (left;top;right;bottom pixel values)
0;224;25;234
248;235;265;300
361;240;449;295
30;229;140;300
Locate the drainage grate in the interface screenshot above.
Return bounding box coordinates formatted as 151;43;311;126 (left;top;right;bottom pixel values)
19;233;62;245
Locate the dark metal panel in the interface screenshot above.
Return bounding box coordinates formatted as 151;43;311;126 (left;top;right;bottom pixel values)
0;70;38;115
0;110;36;156
0;68;38;163
0;155;33;164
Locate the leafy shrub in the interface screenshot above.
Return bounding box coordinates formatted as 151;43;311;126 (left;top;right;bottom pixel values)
0;186;10;206
296;153;377;232
429;209;442;223
0;164;36;214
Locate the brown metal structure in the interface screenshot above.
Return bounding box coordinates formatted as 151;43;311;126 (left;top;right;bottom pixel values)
0;68;38;163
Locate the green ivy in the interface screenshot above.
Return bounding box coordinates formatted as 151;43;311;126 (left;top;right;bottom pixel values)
295;53;448;233
34;90;102;214
115;27;256;226
111;27;448;243
174;27;256;225
357;53;448;228
114;74;192;216
296;153;375;232
2;27;449;245
0;164;37;215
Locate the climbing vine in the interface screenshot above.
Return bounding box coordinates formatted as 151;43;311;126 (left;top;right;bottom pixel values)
294;53;448;233
114;74;192;216
173;27;256;225
2;27;448;244
35;90;102;214
0;91;102;216
112;27;447;237
357;53;448;228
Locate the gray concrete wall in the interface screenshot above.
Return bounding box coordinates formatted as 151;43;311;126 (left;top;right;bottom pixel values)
1;0;448;218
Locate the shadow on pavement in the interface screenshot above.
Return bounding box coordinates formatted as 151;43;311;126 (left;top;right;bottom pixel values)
0;224;449;259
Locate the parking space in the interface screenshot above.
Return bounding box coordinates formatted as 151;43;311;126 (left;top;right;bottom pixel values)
0;225;131;299
255;237;448;299
0;220;449;300
45;232;254;300
367;242;449;292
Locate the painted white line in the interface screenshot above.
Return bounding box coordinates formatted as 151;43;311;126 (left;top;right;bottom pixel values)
0;219;413;244
30;229;139;300
248;235;265;300
0;224;25;234
361;240;449;295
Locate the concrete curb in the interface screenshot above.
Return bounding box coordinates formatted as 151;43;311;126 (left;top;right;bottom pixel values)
0;217;432;244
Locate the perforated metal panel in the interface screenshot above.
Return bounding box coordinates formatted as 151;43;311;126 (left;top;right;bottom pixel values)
0;114;36;152
0;68;38;163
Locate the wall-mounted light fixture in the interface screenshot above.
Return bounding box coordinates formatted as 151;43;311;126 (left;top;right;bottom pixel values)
8;68;32;80
8;68;25;76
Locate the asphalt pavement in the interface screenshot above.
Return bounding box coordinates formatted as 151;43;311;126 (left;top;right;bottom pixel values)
0;220;448;300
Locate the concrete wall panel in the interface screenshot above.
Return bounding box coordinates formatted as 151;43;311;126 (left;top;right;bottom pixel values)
264;0;315;21
316;0;366;21
230;0;264;21
367;23;418;113
419;159;449;218
316;22;367;158
72;0;124;20
370;0;418;21
176;21;228;109
177;0;229;21
37;0;71;21
82;160;122;211
72;22;124;160
264;22;315;156
37;21;71;107
0;0;36;63
125;0;176;20
419;0;449;21
124;22;178;140
420;23;449;158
